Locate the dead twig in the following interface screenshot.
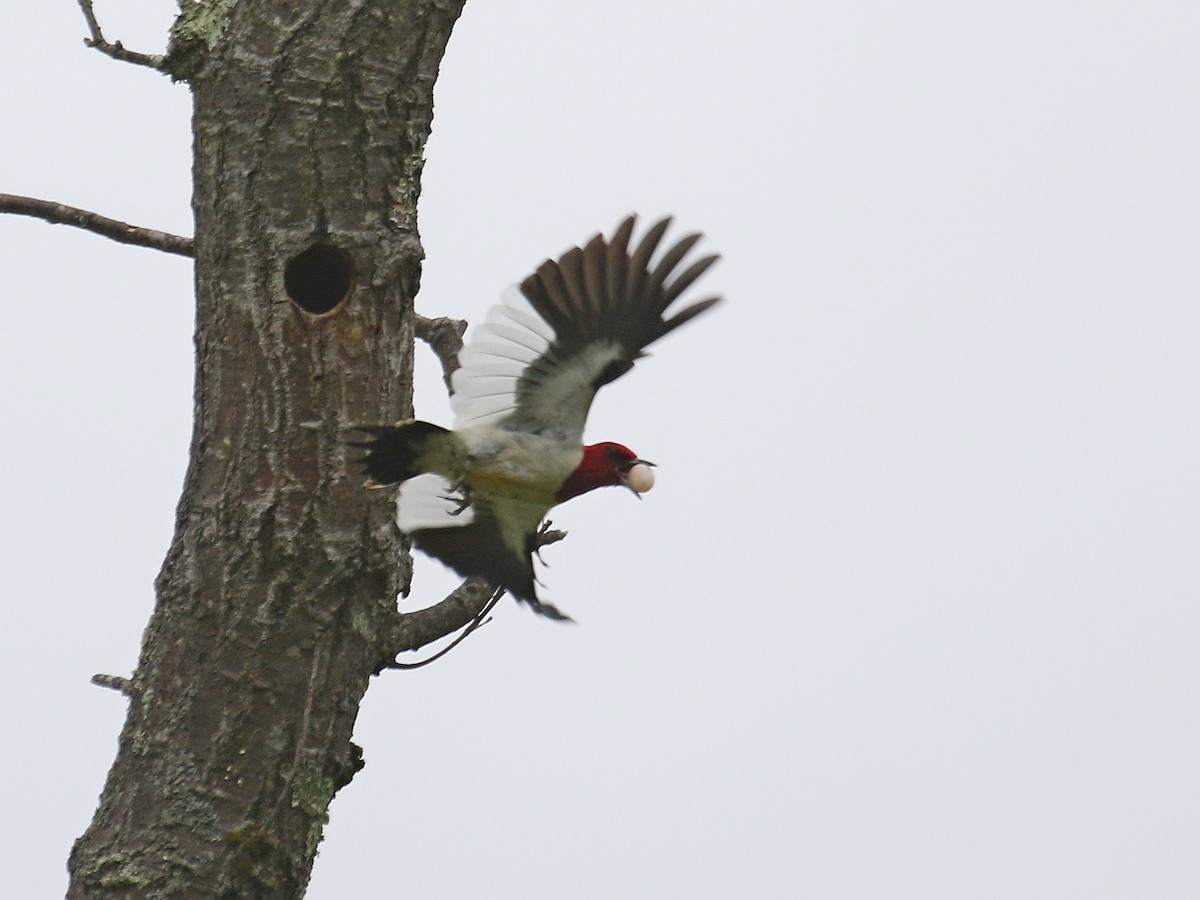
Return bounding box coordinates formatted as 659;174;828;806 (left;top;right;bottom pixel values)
379;527;570;671
414;314;467;388
0;193;193;257
91;673;133;696
77;0;167;71
388;587;506;670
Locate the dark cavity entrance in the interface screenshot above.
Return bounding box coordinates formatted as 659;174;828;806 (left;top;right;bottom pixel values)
284;243;353;315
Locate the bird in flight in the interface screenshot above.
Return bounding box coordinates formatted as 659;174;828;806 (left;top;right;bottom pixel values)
355;215;721;620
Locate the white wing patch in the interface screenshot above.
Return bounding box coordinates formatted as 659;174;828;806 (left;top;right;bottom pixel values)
395;474;475;533
451;287;555;428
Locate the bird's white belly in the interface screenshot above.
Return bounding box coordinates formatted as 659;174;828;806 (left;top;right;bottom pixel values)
459;425;582;503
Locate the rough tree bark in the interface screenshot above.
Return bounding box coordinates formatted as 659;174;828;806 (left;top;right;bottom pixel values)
56;1;480;896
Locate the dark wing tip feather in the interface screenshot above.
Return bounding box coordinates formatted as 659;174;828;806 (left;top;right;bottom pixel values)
605;216;637;309
648;231;704;296
518;596;574;622
520;270;552;316
507;214;721;430
581;234;609;318
661;252;721;308
558;246;595;318
542;214;720;355
660;295;724;337
623;216;673;311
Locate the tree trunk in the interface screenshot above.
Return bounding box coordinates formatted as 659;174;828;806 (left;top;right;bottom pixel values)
68;1;466;896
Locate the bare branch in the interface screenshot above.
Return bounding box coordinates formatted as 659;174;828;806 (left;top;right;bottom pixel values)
382;577;497;667
0;193;194;257
414;314;466;388
388;588;506;670
377;527;570;670
91;673;133;696
77;0;167;71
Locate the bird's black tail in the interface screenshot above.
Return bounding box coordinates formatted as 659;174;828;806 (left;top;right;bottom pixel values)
348;420;452;485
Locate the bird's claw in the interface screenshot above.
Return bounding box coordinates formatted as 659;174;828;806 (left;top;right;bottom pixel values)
438;483;473;515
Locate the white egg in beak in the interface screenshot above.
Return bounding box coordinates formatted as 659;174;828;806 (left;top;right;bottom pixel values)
626;462;656;494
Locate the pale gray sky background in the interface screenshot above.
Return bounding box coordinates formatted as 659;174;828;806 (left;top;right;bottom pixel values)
3;2;1199;898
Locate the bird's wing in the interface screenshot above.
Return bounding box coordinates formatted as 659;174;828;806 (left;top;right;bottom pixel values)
396;474;571;620
450;215;722;442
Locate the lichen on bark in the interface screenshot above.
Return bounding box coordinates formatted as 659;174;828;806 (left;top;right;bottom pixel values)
167;0;239;81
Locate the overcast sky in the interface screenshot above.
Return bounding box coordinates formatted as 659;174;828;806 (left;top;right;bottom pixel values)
3;2;1200;898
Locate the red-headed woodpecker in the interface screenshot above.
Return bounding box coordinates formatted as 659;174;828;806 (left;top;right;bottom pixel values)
355;215;721;619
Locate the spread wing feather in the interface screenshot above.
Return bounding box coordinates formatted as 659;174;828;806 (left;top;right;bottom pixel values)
450;215;722;441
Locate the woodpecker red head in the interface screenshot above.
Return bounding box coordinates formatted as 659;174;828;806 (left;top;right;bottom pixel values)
556;442;655;503
354;215;720;620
